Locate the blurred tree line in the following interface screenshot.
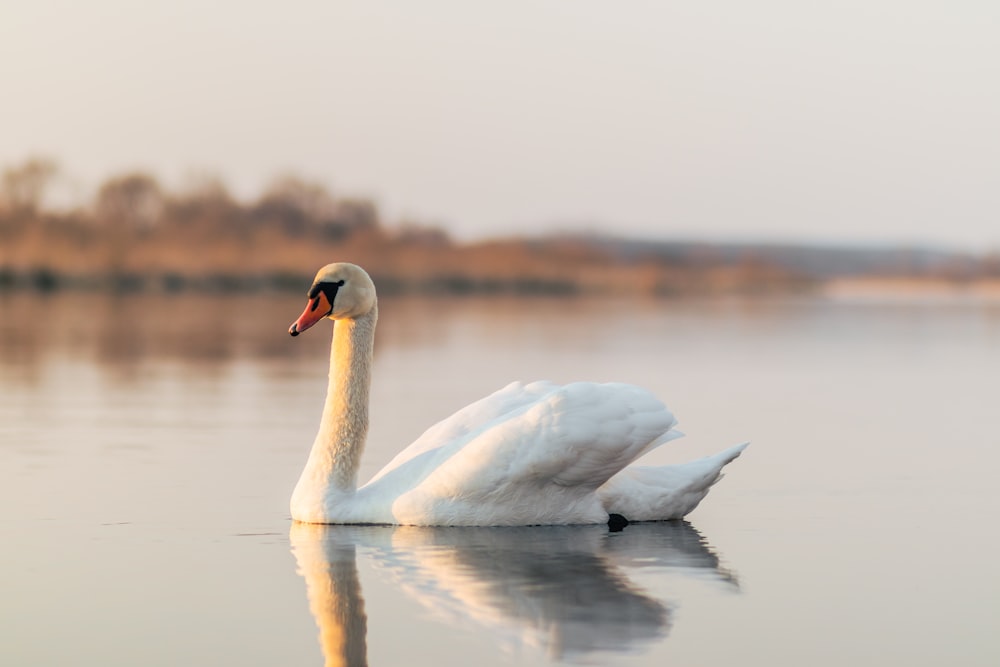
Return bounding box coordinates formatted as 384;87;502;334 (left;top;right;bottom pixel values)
7;156;990;296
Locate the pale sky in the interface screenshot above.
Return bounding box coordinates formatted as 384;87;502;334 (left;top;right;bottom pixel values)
2;1;998;249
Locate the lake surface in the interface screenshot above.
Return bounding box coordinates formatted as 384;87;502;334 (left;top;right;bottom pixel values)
2;291;998;666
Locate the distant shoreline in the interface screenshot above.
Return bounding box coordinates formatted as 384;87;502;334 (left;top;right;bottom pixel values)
4;158;997;298
6;266;1000;303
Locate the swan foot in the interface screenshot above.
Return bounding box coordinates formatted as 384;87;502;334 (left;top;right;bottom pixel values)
607;513;629;532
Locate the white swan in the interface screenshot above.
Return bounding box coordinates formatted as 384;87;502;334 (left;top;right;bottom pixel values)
288;262;747;526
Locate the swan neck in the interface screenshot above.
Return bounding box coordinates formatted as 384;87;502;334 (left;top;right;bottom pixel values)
314;304;377;493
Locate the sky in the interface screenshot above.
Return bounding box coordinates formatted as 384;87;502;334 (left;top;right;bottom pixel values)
2;1;998;249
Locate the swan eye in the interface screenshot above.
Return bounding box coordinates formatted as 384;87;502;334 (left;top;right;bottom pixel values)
307;279;347;312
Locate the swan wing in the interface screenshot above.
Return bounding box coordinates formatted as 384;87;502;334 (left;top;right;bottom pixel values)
366;380;560;485
376;382;679;525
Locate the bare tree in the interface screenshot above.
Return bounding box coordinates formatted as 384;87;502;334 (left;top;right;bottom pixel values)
253;174;336;236
95;172;164;276
328;198;379;238
166;173;238;234
95;172;164;230
0;157;59;218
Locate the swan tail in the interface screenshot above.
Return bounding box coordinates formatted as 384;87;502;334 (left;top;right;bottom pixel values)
709;441;750;469
597;442;749;522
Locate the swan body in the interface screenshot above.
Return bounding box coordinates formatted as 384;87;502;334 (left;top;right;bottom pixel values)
288;262;747;526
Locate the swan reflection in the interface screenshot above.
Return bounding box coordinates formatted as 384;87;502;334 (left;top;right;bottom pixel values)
290;521;737;665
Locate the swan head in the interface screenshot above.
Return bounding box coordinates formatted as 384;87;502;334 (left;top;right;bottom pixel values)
288;262;377;336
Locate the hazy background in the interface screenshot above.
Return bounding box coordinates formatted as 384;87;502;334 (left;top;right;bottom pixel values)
2;0;998;248
4;5;1000;665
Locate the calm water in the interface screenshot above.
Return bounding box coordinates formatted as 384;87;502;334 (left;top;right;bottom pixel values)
2;291;998;666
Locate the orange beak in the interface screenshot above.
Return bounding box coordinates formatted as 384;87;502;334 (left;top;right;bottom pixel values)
289;292;333;336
